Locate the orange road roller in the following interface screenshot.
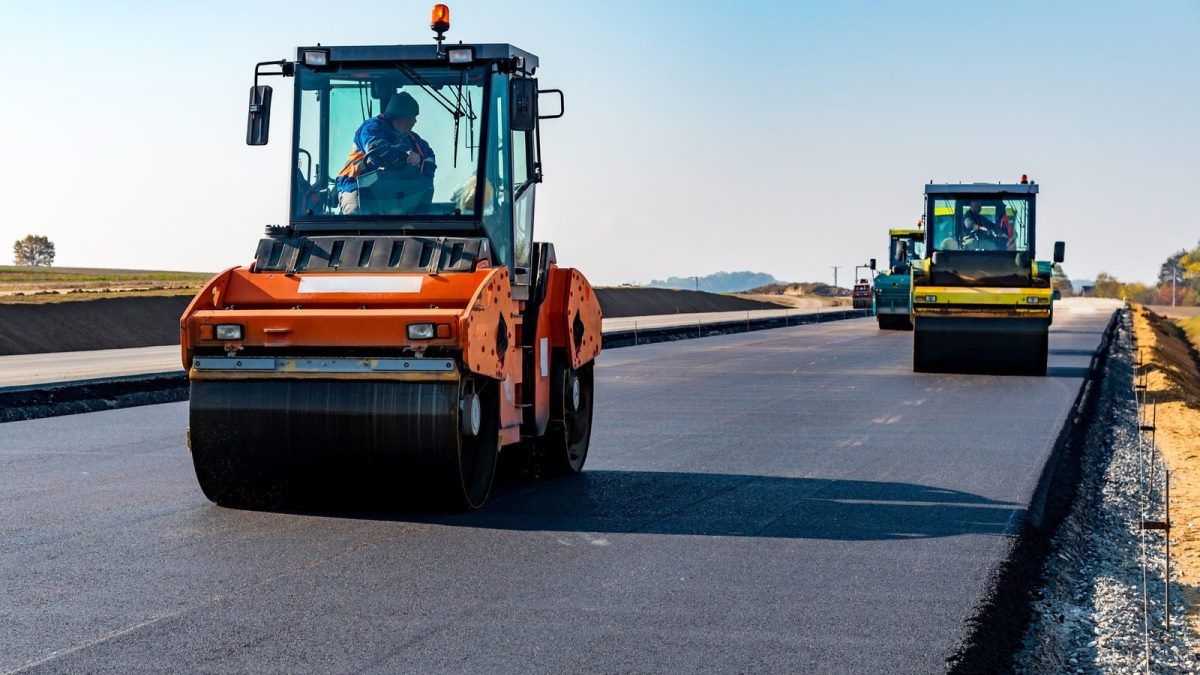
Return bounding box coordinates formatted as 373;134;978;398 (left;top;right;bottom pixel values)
180;9;601;510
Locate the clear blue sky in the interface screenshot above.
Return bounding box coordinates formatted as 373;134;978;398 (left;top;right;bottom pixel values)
1;0;1196;286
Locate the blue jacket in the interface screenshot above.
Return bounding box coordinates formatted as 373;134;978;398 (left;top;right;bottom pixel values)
335;115;436;192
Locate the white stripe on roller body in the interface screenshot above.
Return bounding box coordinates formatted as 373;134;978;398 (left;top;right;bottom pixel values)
297;276;423;294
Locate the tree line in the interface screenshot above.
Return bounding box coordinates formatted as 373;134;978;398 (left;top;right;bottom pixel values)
1091;240;1200;306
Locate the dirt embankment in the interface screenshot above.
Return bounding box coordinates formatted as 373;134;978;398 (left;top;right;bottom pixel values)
747;281;851;297
1132;304;1200;630
595;287;788;317
0;295;192;356
741;282;853;308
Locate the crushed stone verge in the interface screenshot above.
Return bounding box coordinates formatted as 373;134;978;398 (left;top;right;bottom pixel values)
1019;311;1199;673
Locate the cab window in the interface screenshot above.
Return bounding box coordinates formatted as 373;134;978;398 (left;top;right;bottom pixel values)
929;198;1030;252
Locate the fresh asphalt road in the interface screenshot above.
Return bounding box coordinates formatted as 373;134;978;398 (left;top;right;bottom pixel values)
0;299;1118;673
0;346;183;388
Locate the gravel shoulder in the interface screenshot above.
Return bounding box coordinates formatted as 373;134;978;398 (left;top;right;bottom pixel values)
1020;309;1200;672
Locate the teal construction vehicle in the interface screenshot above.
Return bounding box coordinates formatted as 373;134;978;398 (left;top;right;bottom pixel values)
874;226;925;330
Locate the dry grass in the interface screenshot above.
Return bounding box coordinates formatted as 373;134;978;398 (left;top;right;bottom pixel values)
1148;305;1200;320
1132;305;1200;630
0;266;211;304
1180;317;1200;348
0;288;201;304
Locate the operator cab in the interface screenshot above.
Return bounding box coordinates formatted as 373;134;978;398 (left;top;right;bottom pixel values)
921;181;1064;287
245;17;564;295
887;228;925;275
925;183;1036;255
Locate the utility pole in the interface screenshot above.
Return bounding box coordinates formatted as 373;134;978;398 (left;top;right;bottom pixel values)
1173;263;1178;307
693;276;700;293
830;266;843;291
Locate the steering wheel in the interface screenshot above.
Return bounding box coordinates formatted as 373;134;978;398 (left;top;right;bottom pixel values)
362;140;405;171
964;233;1000;251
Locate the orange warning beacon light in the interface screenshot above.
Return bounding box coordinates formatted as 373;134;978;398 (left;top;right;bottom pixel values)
431;4;450;33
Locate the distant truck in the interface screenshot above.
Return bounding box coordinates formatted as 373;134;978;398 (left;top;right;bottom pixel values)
875;227;925;330
851;279;873;310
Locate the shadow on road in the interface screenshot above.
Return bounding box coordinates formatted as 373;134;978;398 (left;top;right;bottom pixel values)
301;471;1022;542
1048;348;1099;357
1045;366;1092;378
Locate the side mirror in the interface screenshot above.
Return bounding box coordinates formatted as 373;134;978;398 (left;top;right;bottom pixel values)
538;89;565;119
510;79;538;132
1053;241;1065;264
869;258;876;270
247;85;273;146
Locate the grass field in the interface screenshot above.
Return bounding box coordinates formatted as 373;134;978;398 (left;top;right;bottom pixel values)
1180;316;1200;351
0;266;212;304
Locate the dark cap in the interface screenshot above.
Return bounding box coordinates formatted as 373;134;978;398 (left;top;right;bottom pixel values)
385;92;419;118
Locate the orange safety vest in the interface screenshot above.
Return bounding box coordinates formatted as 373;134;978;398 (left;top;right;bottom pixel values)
337;150;368;181
337;129;425;182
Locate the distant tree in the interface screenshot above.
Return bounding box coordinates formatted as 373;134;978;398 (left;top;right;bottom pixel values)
1159;249;1189;286
1092;272;1121;299
12;235;55;266
1180;242;1200;292
1151;285;1195;306
1123;282;1155;304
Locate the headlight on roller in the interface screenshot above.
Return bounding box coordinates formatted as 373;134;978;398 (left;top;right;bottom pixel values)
1026;296;1043;304
303;50;329;66
447;47;474;64
407;323;436;340
215;324;243;340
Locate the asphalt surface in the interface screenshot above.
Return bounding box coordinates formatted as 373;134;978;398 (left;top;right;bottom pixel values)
0;299;1118;673
0;345;183;388
0;309;849;388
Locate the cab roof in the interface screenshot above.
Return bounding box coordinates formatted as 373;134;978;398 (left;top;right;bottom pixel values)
924;183;1038;195
298;43;539;70
888;228;925;238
